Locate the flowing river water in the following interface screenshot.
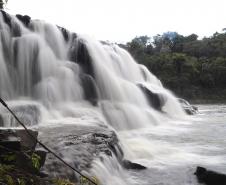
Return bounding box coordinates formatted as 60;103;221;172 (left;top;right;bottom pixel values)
90;104;226;185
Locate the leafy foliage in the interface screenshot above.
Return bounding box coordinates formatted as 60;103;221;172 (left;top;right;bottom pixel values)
124;31;226;100
31;153;41;170
52;178;75;185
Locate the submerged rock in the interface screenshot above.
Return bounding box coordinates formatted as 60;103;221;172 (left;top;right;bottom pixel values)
194;166;226;185
0;115;4;127
122;160;147;170
0;10;11;27
178;98;198;115
80;74;99;106
0;103;41;127
57;26;70;42
16;14;31;27
137;83;165;111
70;39;95;77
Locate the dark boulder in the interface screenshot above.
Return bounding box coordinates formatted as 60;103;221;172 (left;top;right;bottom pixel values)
70;39;94;77
0;114;4;126
15;129;38;150
122;159;147;170
0;129;21;152
80;74;99;106
194;166;226;185
0;140;21;152
57;26;70;42
0;10;11;27
0;11;24;37
0;129;38;151
138;84;165;111
16;14;31;27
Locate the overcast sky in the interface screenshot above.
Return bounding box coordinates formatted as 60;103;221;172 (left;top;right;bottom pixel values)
7;0;226;43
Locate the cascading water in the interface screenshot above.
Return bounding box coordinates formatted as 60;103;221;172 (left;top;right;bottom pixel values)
0;11;190;185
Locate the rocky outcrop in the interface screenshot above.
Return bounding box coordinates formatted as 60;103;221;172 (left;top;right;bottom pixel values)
0;129;38;150
38;125;119;181
38;124;146;181
178;98;198;115
0;10;22;37
194;166;226;185
0;10;11;27
122;160;147;170
57;26;70;42
80;74;99;106
138;84;165;111
69;39;95;77
16;14;31;27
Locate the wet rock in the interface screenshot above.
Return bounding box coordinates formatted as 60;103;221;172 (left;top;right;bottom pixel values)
122;160;147;170
57;26;70;42
70;39;94;77
16;14;31;27
138;84;165;111
194;166;226;185
15;129;38;150
0;114;4;126
0;10;11;27
0;129;21;151
80;74;99;106
0;129;38;151
0;11;21;37
0;140;21;152
178;98;198;115
38;125;122;180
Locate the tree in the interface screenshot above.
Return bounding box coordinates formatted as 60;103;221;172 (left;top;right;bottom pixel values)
127;36;152;57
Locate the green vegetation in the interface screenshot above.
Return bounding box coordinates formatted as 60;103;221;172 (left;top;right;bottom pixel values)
31;153;41;170
122;31;226;102
52;178;75;185
0;148;75;185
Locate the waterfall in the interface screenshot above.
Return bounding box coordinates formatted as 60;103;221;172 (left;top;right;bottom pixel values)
0;11;187;184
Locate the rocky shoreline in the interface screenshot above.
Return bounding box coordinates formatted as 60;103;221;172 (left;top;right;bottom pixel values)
0;124;146;185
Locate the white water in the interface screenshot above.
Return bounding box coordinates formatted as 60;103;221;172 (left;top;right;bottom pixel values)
90;105;226;185
0;12;186;128
2;12;224;185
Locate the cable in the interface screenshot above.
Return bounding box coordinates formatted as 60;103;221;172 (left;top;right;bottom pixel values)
0;97;98;185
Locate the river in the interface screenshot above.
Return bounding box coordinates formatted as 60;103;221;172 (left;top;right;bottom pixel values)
91;104;226;185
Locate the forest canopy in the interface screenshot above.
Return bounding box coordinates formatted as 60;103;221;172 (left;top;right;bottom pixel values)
121;31;226;101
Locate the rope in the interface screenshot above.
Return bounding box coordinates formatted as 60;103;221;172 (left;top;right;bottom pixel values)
0;97;98;185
